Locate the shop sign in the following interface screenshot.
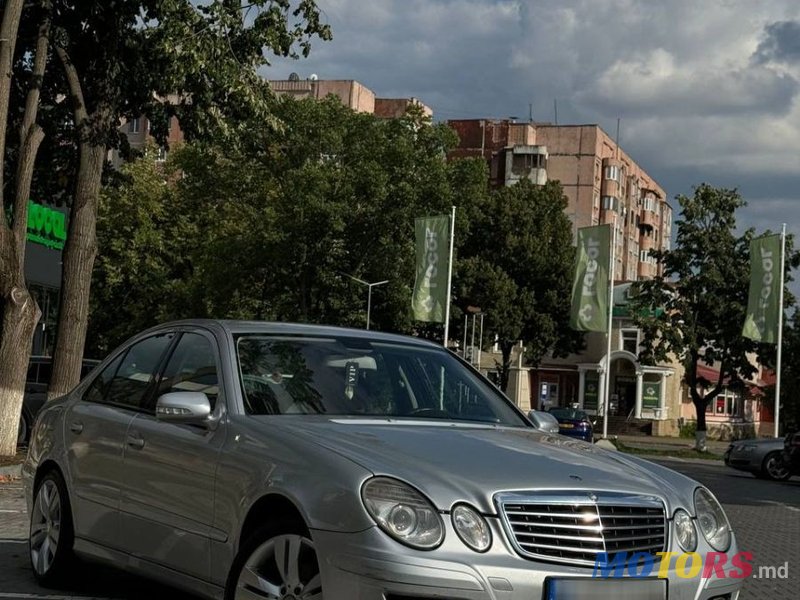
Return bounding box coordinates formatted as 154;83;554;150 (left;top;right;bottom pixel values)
27;200;67;250
642;382;661;409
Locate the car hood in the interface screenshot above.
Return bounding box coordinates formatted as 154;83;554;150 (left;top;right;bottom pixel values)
265;417;697;515
730;437;784;449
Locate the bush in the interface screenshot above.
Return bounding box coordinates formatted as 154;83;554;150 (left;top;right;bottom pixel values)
679;421;697;439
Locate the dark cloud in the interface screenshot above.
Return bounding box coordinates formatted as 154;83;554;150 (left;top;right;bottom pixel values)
753;20;800;64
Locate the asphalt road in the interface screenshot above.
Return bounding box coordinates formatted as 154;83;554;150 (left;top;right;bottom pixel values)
0;458;798;599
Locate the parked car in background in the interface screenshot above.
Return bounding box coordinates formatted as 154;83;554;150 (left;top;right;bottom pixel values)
24;321;743;600
18;356;99;445
782;431;800;477
548;406;594;442
724;436;794;481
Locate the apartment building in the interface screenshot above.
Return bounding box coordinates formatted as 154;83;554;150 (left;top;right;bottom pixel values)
447;119;671;282
449;119;690;435
269;76;433;118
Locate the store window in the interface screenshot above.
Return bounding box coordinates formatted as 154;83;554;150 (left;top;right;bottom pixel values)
705;388;743;417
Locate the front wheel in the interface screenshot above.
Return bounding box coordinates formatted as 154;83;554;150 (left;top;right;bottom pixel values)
226;524;323;600
30;470;75;585
761;451;791;481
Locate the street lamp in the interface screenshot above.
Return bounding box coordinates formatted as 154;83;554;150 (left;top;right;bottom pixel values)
344;274;389;330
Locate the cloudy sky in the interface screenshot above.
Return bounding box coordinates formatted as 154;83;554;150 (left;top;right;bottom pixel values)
270;0;800;245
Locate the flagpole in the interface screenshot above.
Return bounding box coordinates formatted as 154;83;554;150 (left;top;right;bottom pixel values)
774;223;786;438
443;205;456;348
602;218;617;440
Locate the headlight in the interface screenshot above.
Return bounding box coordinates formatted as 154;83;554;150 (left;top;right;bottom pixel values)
451;504;492;552
361;477;444;550
741;444;756;453
673;509;697;552
694;487;731;551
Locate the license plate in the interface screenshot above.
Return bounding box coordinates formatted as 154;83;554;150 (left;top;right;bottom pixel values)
559;423;575;429
544;578;666;599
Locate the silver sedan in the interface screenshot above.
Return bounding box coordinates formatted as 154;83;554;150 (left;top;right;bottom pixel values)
24;320;744;600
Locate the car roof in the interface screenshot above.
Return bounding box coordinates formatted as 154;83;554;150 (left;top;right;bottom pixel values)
141;319;445;350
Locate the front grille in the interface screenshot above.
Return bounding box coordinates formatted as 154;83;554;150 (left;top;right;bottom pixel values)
497;491;667;567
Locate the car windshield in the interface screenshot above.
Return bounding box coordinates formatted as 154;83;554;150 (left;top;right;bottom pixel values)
235;335;526;426
549;408;588;421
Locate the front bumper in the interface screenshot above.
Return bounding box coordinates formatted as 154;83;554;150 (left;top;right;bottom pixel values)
313;520;744;600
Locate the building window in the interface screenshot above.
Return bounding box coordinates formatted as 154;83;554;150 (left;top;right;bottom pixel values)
602;196;620;211
128;118;140;134
706;388;743;417
156;146;168;162
620;329;640;354
604;165;620;182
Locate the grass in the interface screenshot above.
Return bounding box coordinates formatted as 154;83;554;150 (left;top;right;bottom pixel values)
615;441;724;461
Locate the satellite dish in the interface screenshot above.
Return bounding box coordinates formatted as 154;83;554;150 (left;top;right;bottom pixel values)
288;72;300;81
309;73;318;81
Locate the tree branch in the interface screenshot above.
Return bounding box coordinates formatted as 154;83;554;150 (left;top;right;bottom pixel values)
0;0;25;215
55;43;88;127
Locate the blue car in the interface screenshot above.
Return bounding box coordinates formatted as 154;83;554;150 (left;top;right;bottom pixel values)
549;407;594;442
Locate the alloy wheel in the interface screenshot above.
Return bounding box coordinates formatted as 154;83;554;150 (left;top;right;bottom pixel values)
235;534;323;600
30;480;62;576
765;454;790;480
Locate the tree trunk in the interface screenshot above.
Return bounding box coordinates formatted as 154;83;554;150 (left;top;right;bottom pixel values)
0;287;40;456
48;143;105;399
693;396;708;452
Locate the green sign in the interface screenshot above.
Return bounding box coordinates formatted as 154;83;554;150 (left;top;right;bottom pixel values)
411;215;451;322
583;373;599;411
570;225;611;332
27;200;67;251
642;382;661;409
743;233;782;344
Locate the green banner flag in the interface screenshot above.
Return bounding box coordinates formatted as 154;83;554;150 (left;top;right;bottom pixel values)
743;233;783;343
411;215;450;322
570;224;612;332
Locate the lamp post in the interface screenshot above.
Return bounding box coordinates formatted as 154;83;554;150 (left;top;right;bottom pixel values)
344;274;389;330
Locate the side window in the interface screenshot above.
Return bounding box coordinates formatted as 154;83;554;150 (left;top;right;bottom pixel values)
84;354;125;404
156;333;220;409
105;333;175;410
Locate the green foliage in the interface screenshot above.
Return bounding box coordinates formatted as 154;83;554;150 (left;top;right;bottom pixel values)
679;420;697;439
88;98;474;353
456;180;583;391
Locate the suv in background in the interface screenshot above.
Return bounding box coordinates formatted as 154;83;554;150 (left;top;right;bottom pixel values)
19;356;99;445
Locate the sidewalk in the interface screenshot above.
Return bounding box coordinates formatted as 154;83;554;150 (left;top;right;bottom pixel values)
615;434;729;457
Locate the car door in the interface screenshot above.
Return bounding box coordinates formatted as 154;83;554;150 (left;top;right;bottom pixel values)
119;329;227;580
64;332;174;549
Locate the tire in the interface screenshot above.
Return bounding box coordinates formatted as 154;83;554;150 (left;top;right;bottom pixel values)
761;451;791;481
29;470;76;586
225;522;323;600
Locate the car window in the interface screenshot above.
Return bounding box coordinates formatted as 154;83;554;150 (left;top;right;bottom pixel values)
156;332;220;410
83;354;125;404
236;335;526;426
104;333;175;410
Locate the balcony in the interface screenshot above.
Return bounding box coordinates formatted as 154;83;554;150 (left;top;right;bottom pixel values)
640;209;658;228
504;145;548;186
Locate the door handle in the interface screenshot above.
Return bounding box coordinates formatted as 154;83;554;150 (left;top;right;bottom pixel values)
126;434;145;450
69;421;84;434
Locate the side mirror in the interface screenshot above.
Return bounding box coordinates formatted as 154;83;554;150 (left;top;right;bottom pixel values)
528;410;560;434
156;392;212;425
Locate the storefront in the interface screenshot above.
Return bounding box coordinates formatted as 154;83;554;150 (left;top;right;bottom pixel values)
22;200;67;356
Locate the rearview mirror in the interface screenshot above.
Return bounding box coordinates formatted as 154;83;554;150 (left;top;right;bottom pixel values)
156;392;212;425
528;409;560;434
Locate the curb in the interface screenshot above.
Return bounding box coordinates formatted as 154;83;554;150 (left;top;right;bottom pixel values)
0;464;22;479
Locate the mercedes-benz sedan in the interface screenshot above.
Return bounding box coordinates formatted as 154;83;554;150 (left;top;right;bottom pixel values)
24;320;744;600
